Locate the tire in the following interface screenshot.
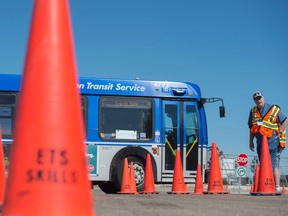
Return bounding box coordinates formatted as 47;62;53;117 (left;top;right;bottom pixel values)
115;156;146;192
98;182;118;194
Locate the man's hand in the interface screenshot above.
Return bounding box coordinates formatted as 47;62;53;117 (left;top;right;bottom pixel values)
277;145;285;152
249;141;254;152
276;132;282;139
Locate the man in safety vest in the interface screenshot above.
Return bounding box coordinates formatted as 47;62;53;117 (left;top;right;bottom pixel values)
248;91;287;192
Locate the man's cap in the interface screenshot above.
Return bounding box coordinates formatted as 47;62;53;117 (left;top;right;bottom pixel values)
253;91;263;99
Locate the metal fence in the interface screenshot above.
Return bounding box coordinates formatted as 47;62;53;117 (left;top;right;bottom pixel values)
217;153;288;186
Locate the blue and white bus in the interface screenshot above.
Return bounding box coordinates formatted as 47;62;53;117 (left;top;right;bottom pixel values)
0;73;224;193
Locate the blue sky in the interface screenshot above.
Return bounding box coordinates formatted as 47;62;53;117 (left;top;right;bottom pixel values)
1;1;287;155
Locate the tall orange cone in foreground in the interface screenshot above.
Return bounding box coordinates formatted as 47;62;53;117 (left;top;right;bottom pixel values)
0;128;6;205
204;142;228;194
118;158;133;194
2;0;94;215
168;149;189;194
251;136;280;195
140;153;159;194
194;163;204;194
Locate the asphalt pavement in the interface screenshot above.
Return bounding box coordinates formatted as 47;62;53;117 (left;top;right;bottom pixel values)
92;185;288;216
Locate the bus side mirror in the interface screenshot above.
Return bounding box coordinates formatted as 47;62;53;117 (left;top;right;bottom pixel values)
202;97;225;118
219;106;225;118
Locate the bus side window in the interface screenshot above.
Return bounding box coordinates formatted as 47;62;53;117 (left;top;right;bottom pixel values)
99;96;153;141
0;93;17;139
81;95;88;137
0;92;17;172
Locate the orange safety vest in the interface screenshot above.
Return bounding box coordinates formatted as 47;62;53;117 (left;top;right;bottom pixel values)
250;105;286;148
279;130;286;148
250;105;280;137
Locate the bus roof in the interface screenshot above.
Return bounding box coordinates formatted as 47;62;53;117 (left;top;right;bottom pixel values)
0;74;202;100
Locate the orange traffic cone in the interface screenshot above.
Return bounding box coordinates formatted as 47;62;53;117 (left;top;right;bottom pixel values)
0;128;6;205
281;186;286;195
251;136;280;195
194;163;204;194
118;158;133;194
129;162;138;194
252;164;259;193
250;185;254;193
140;154;159;194
2;1;94;215
168;149;189;194
204;142;228;194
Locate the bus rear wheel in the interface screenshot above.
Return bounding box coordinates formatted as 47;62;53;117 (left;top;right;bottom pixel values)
115;156;145;192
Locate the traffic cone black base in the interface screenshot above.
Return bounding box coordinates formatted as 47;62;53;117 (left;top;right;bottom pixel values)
167;191;190;194
167;192;190;194
250;191;281;196
140;192;160;194
204;191;229;194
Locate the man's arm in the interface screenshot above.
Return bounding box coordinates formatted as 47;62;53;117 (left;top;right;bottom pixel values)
249;131;255;151
279;118;287;133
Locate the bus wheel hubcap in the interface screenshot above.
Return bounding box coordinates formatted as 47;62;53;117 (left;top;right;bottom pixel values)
133;163;144;185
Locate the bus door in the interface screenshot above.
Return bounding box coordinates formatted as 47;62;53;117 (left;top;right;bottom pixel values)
162;101;199;178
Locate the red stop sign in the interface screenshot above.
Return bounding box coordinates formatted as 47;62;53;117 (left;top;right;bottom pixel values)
88;164;95;172
236;153;249;166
